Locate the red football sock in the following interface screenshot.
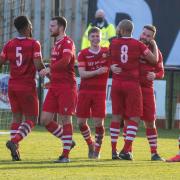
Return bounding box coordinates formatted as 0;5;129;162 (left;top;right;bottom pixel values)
61;123;73;158
146;128;158;154
79;124;93;146
12;120;35;144
10;122;21;141
94;126;105;153
123;120;138;153
45;120;63;139
110;121;120;153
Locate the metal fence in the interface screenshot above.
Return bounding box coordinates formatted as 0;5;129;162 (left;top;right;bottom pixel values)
0;0;88;60
164;66;180;129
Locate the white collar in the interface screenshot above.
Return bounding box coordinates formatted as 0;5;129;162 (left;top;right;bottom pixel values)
88;47;101;54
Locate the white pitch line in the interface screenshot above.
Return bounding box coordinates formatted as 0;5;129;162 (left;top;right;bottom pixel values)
0;132;10;135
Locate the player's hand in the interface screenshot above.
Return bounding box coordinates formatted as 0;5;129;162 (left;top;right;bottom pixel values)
96;67;109;75
149;39;157;47
147;72;156;81
110;64;122;74
44;81;51;89
39;67;50;77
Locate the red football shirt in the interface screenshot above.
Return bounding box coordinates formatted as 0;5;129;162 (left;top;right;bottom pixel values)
50;36;76;88
140;47;164;88
0;37;42;90
78;47;109;93
110;37;150;82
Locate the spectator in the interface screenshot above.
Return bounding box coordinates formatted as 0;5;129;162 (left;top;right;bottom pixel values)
81;9;116;49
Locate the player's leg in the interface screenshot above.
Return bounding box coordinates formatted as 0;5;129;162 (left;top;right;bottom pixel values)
93;118;105;159
42;89;64;140
110;115;122;159
7;89;22;141
6;113;22;161
10;113;22;142
144;121;164;161
54;115;73;163
122;119;133;153
76;92;94;158
54;88;77;163
142;87;164;161
10;90;38;144
50;113;76;149
77;117;94;158
6;89;37;161
110;84;123;159
91;93;106;159
120;82;142;160
120;117;140;160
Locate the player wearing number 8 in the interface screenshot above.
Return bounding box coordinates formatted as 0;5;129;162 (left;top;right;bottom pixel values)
0;16;46;161
109;19;159;160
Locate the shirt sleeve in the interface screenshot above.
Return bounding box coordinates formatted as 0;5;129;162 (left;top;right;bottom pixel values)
62;39;74;57
155;50;164;79
103;48;111;67
77;51;86;68
139;41;150;56
33;40;42;59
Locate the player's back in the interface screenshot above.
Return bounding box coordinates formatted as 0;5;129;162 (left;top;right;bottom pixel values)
2;37;39;87
110;37;148;82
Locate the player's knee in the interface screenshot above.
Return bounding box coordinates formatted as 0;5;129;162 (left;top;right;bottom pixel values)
112;114;122;122
61;115;72;124
144;121;156;129
40;116;50;126
77;119;87;128
94;120;104;127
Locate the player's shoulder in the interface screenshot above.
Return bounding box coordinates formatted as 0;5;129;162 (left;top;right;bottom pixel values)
101;47;109;52
64;36;74;45
4;38;17;46
132;38;147;48
130;38;141;44
78;48;89;56
27;38;41;45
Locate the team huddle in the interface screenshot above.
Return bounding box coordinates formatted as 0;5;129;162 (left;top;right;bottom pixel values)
0;14;179;163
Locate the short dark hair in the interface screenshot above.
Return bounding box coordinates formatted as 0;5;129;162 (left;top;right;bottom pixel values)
144;25;156;37
88;27;101;37
51;16;67;31
14;16;30;32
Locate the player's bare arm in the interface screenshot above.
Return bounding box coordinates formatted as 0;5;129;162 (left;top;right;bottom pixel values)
34;58;50;78
79;66;108;79
144;40;158;65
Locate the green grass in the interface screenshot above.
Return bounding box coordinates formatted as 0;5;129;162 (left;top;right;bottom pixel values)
0;126;179;180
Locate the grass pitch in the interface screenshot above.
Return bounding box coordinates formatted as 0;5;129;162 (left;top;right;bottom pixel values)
0;126;179;180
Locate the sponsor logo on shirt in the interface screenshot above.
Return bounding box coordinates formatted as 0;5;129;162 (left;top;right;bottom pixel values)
86;55;95;58
102;53;108;58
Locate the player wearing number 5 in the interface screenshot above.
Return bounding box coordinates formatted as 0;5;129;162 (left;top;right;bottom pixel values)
109;19;158;160
0;16;45;161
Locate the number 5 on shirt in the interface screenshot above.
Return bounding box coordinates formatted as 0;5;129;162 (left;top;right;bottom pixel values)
16;47;22;67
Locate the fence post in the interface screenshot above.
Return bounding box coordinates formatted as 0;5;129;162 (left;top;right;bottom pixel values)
168;70;174;129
